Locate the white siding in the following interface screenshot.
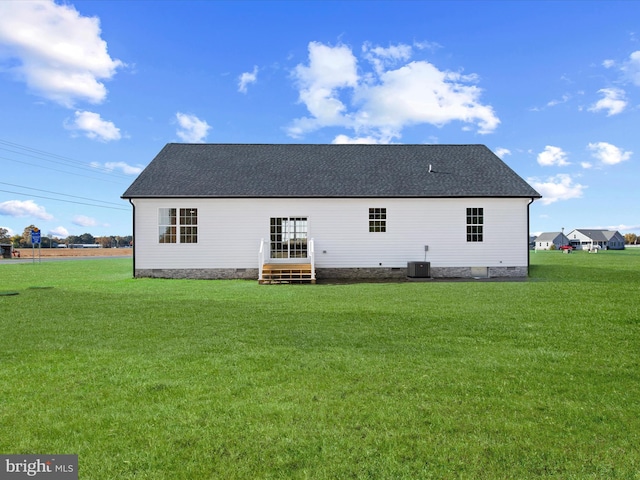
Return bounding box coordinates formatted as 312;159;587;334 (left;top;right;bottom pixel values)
132;197;531;270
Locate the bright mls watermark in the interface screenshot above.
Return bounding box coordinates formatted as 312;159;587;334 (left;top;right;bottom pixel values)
1;455;77;479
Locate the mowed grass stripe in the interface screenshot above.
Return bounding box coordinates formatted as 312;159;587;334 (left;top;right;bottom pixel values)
1;251;639;479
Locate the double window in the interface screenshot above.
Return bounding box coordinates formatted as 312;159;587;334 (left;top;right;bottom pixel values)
369;208;387;232
466;207;483;242
159;208;198;244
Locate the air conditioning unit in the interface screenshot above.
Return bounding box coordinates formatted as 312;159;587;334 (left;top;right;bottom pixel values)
407;261;430;278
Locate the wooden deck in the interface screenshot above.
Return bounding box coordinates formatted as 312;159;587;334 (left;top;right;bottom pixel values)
259;263;315;284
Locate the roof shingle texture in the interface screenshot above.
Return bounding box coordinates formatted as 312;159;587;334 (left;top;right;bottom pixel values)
572;230;617;242
535;232;564;242
122;144;542;199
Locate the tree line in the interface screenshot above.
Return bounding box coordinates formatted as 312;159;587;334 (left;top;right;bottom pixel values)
0;225;132;248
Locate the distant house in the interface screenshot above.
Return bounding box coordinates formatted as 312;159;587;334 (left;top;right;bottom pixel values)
534;232;570;251
0;243;13;259
566;229;625;250
122;144;541;281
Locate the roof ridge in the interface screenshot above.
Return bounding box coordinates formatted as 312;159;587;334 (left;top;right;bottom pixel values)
165;142;488;147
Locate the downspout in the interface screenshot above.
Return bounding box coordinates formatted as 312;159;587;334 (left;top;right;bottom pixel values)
527;197;534;275
128;199;136;278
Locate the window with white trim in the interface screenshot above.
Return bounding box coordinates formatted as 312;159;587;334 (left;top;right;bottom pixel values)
369;208;386;232
466;207;483;242
159;208;197;244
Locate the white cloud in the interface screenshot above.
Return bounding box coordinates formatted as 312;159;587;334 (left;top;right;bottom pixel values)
0;0;123;107
621;50;640;86
494;147;511;158
72;215;96;227
0;199;53;220
357;62;498;133
602;59;615;69
332;134;396;144
91;161;142;175
537;146;570;167
104;161;143;175
238;66;258;93
176;112;211;143
546;94;570;107
67;111;121;141
49;226;69;237
363;42;413;74
289;42;358;136
288;41;499;139
527;174;586;205
587;142;632;165
588;88;627;116
413;40;442;52
581;162;593;169
608;223;640;232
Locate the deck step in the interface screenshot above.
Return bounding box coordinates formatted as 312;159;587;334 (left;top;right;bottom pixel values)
260;263;315;284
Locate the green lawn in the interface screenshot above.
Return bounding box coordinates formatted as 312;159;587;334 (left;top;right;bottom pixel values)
1;251;639;479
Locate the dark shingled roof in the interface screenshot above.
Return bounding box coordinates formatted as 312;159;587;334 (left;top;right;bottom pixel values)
122;144;541;199
572;230;616;242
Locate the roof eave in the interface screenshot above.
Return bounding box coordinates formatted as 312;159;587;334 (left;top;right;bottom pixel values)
122;194;542;200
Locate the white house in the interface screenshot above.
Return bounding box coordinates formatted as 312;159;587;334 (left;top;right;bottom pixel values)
566;229;625;251
122;144;541;281
534;232;570;251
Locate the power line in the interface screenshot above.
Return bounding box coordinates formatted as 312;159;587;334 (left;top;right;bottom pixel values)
0;189;130;211
0;146;129;178
0;138;139;180
0;138;130;173
0;182;125;207
0;139;86;163
0;138;137;213
0;146;132;179
1;155;126;185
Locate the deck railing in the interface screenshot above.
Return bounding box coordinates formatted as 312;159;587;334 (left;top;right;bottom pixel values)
258;237;316;282
258;238;265;281
308;238;316;281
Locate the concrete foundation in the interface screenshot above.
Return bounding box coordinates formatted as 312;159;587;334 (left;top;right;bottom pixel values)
135;268;259;280
134;265;528;280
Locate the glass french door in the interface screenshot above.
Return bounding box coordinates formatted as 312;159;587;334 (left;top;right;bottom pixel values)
270;217;308;259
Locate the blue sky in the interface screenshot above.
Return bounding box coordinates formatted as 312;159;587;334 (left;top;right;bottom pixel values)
0;0;638;239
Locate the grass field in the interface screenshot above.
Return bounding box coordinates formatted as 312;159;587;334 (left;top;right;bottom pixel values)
1;251;639;479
